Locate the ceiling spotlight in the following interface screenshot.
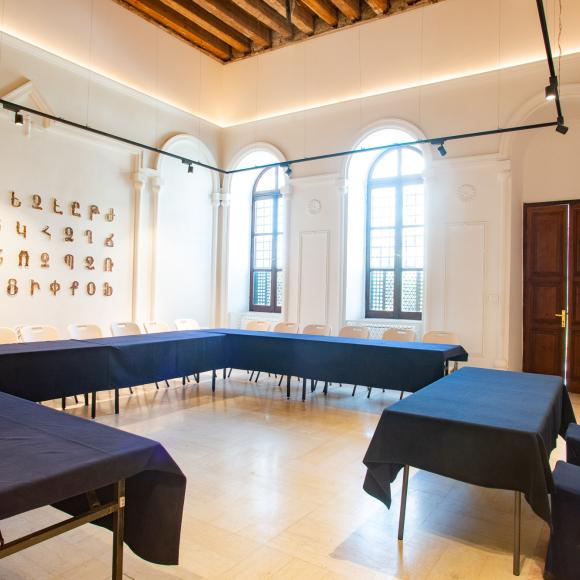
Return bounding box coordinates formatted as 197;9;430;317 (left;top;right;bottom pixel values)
284;164;292;176
434;141;447;157
545;77;557;101
14;111;24;126
188;164;194;174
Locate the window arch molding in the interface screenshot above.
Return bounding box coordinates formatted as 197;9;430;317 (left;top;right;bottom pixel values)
342;120;431;324
223;143;289;320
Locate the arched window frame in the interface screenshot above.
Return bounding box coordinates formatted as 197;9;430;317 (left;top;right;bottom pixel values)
249;166;284;312
365;144;425;320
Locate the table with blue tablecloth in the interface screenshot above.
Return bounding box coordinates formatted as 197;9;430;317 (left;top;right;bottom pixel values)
213;328;467;399
0;392;186;574
363;366;576;575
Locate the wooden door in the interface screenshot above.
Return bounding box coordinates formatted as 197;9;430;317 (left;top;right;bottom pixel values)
523;204;568;378
567;203;580;392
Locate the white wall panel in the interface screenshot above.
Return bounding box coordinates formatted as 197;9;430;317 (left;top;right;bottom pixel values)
297;231;329;326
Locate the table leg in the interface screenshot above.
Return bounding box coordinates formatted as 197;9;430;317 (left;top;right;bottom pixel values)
398;465;410;541
302;378;306;402
114;389;119;415
212;371;216;392
513;491;521;576
91;392;96;419
223;368;226;379
112;480;125;580
286;375;291;399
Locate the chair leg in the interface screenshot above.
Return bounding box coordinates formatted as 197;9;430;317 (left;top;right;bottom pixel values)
255;372;261;383
249;371;255;381
84;393;89;406
129;386;134;394
74;395;79;404
195;373;200;383
351;385;357;396
227;368;233;378
323;382;328;395
61;397;66;410
367;387;372;399
310;379;316;393
278;375;284;387
400;391;404;400
165;380;170;388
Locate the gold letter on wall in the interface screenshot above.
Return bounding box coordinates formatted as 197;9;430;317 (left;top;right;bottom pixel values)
41;226;51;239
64;254;74;270
70;281;79;295
103;282;113;296
64;227;74;242
32;194;43;210
7;279;18;296
53;199;63;215
105;208;116;222
105;234;114;247
85;230;93;244
71;202;81;217
40;253;50;268
87;281;96;296
18;250;30;267
10;191;21;207
49;280;61;296
89;205;100;220
30;280;40;296
16;222;27;238
104;257;114;272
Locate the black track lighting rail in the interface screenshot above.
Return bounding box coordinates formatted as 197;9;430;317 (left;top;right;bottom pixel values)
0;1;567;178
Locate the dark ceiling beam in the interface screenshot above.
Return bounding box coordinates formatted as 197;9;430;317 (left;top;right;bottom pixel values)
231;0;294;38
329;0;360;21
299;0;338;26
190;0;271;48
115;0;231;60
159;0;251;53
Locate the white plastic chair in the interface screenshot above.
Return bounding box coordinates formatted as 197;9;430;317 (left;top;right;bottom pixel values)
339;325;370;339
110;322;141;337
382;328;417;342
20;325;80;409
67;324;103;340
273;322;299;334
20;325;59;342
144;321;171;334
339;326;370;396
175;318;201;331
423;330;461;373
245;320;270;332
0;327;18;344
302;324;332;336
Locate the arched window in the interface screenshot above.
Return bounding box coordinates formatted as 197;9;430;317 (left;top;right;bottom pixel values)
250;166;284;312
366;144;425;319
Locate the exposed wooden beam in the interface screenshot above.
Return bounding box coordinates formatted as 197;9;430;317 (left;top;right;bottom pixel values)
300;0;338;26
364;0;388;15
263;0;315;35
329;0;360;20
116;0;231;60
159;0;251;53
190;0;271;47
231;0;293;38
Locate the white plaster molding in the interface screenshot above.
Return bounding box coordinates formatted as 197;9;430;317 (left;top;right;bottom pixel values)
431;153;511;173
1;79;55;130
211;190;230;208
289;172;340;189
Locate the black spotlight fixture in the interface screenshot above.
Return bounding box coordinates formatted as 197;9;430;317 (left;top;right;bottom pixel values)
433;140;447;157
284;163;292;176
188;163;194;174
14;111;24;126
545;76;557;101
556;116;569;135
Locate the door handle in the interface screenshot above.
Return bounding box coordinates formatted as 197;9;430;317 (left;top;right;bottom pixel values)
555;309;567;328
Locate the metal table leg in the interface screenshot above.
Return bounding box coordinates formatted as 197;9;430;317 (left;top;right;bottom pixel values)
212;370;216;392
286;375;291;399
112;480;125;580
513;491;521;576
302;378;306;402
398;465;410;541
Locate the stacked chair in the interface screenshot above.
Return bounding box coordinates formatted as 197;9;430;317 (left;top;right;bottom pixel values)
546;424;580;578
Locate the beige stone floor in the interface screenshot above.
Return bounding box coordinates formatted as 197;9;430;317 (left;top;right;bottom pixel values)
0;372;578;579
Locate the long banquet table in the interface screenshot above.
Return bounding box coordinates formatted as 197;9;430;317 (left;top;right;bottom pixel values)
0;391;186;576
363;366;577;575
213;328;468;400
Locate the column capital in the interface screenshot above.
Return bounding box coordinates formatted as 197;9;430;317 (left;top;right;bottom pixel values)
150;175;165;195
211;190;231;208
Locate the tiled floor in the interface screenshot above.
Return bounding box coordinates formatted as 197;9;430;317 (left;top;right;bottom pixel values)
1;372;578;579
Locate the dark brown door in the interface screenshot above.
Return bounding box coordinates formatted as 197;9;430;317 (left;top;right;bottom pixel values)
523;204;568;378
567;204;580;392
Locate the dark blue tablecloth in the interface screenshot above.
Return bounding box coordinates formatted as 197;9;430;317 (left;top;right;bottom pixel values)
0;392;186;565
212;329;467;392
363;367;576;522
77;331;227;388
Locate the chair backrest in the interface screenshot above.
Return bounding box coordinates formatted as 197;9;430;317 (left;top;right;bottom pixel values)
144;321;171;334
382;328;417;342
338;325;370;339
174;318;200;331
422;330;460;345
20;325;60;342
273;322;299;334
67;324;103;340
245;320;270;332
0;327;18;344
110;322;141;337
302;324;332;336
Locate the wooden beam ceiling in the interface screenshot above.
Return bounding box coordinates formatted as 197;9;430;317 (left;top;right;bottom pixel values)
114;0;442;63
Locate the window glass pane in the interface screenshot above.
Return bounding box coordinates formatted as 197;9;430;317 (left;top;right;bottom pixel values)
254;198;273;234
252;271;271;306
253;235;272;268
370;229;395;269
401;148;424;175
401;271;424;312
370;187;396;228
403;184;424;226
372;150;398;179
402;227;424;268
276;271;284;308
369;270;394;312
255;167;277;192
